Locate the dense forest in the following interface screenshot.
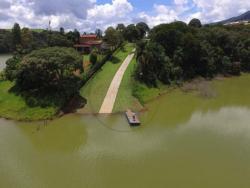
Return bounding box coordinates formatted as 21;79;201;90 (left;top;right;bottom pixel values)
134;20;250;86
0;23;80;55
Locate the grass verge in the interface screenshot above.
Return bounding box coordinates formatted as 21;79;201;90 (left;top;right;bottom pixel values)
113;58;142;112
132;80;169;105
80;43;135;113
0;81;58;121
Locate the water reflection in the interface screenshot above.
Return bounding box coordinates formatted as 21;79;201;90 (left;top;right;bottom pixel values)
1;75;250;187
16;115;88;153
0;54;12;71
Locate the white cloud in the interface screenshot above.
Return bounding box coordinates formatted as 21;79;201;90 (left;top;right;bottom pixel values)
137;4;180;28
191;0;250;23
0;0;249;31
0;0;133;32
87;0;133;30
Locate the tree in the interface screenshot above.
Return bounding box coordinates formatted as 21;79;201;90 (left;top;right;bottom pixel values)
135;41;167;86
90;48;98;65
116;24;126;41
104;27;121;50
21;28;33;52
95;29;103;39
48;32;73;47
136;22;150;39
60;27;65;35
66;29;80;44
5;56;21;81
124;24;140;42
188;18;202;28
222;56;232;75
15;47;83;106
116;24;126;33
237;39;250;71
0;30;13;53
150;22;190;57
73;29;80;43
12;23;22;50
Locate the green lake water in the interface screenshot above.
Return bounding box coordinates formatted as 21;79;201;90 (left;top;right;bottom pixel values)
0;54;12;71
1;75;250;188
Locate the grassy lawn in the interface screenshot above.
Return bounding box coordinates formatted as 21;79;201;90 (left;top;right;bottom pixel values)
83;54;90;72
80;43;135;113
132;80;169;104
113;58;143;112
83;54;90;63
0;81;58;121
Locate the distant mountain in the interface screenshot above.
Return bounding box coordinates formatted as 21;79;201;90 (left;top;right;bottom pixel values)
216;10;250;24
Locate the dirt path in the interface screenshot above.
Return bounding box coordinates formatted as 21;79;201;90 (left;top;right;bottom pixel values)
99;50;135;114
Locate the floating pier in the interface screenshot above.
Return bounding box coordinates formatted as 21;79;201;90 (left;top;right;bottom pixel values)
125;109;141;126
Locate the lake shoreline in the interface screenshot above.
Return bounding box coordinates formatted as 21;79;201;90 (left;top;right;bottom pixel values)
0;74;241;123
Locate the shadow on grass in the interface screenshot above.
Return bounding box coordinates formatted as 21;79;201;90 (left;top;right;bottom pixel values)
110;56;121;64
9;85;87;114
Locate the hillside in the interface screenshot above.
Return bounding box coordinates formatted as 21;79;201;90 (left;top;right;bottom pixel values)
217;10;250;24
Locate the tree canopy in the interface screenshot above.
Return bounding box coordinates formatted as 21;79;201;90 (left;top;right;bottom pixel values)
136;21;250;86
188;18;202;28
13;47;83;106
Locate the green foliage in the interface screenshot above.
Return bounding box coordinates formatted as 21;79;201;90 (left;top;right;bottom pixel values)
47;32;73;47
14;47;83;107
1;23;76;54
0;81;58;121
135;21;250;87
188;18;202;28
222;56;232;75
60;27;65;35
80;43;134;112
12;23;21;50
66;29;80;44
136;22;150;39
4;55;21;81
104;27;123;50
0;29;13;53
150;21;190;56
116;24;126;33
95;29;103;39
124;24;140;42
90;48;98;65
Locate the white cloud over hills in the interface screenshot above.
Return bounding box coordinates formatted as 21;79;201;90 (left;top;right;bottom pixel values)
0;0;249;32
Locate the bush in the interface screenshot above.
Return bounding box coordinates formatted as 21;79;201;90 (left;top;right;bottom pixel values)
4;56;21;81
90;50;98;65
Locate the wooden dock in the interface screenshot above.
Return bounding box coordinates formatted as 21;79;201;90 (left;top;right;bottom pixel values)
125;109;140;126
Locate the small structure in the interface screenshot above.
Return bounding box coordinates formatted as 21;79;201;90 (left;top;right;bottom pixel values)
74;34;102;53
125;109;140;126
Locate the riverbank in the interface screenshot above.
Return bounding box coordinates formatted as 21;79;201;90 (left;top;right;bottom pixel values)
0;44;135;121
0;57;248;121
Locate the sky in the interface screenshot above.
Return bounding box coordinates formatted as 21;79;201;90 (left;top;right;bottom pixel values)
0;0;249;32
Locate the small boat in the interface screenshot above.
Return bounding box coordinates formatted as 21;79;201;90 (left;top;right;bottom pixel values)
125;109;141;126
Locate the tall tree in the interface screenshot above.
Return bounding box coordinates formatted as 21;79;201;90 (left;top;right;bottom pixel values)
104;27;121;50
95;29;103;39
21;28;33;51
116;24;126;33
124;24;140;42
60;27;65;35
12;23;22;50
136;22;150;39
188;18;202;28
15;47;83;106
